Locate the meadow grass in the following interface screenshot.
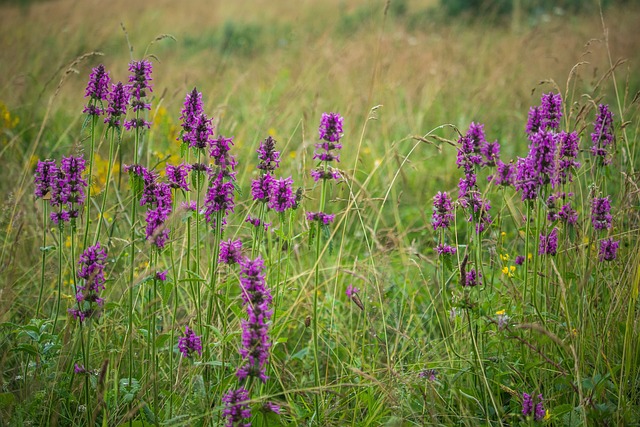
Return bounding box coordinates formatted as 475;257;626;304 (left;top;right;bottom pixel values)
0;1;639;426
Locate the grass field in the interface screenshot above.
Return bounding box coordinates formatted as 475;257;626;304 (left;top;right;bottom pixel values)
0;0;639;426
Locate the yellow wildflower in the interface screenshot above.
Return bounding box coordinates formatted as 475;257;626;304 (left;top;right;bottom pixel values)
495;309;506;315
500;253;509;262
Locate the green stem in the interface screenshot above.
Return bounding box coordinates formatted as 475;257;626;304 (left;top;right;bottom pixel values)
36;203;48;318
84;114;98;250
95;128;117;244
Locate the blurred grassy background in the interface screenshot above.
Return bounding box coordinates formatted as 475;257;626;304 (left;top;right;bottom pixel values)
1;0;639;255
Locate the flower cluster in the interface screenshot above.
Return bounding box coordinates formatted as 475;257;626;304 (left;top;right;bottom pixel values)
432;191;454;231
538;227;558;256
178;326;202;358
246;215;270;231
178;87;204;145
83;64;110;116
35;156;88;225
126;164;173;248
268;176;296;212
222;388;252;427
104;82;130;129
203;171;235;231
236;257;273;383
256;135;280;172
306;211;335;225
599;238;619;262
591;196;612;230
418;369;438;381
526;92;562;136
68;243;107;322
125;59;153;130
590;104;614;163
219;239;243;265
522;392;546;422
166;163;191;192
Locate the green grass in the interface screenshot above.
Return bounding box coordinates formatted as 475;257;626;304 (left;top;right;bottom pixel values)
0;1;639;426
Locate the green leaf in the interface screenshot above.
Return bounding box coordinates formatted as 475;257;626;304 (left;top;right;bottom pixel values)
39;245;56;253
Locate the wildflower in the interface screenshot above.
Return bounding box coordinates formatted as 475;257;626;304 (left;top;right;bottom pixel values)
501;266;515;277
83;64;110;116
490;160;515;187
124;59;153;130
463;268;481;287
306;211;335;225
104;82;130;128
432;191;455;231
590;104;614;163
69;242;108;322
166;163;191;192
34;160;58;198
256;135;280;172
461;192;492;234
221;388;251;427
598;238;619;262
245;215;270;231
515;255;525;265
210;135;237;173
204;172;235;230
181;201;197;211
178;88;204;143
558;202;578;225
538;227;559;256
219;239;243;265
268;176;296;212
456;122;485;175
591;196;612;230
481;139;500;167
178;326;202;358
155;270;168;281
314;112;343;162
185;113;213;150
237;257;273;382
127;59;152;111
318;112;344;143
529;130;557;187
523;393;546;422
310;167;341;182
251;173;274;203
262;402;281;414
434;244;457;256
345;284;360;298
418;369;438;381
515;156;539;201
527;92;562;136
556;131;580;185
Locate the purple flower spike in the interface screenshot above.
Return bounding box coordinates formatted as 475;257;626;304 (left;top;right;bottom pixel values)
178;326;202;358
69;242;108;322
481;140;500;167
127;59;153;111
463;268;481;287
346;284;360;298
210;135;237;172
318;112;344;142
251;173;275;203
178;88;204;142
185;113;213;150
222;388;252;427
522;392;534;417
257;136;280;172
306;211;335;225
104;82;130;128
310;167;341;182
237;257;273;383
515;255;525;265
204;172;235;229
591;104;614;163
591;196;612;231
432;191;455;231
268;176;296;212
83;64;110;116
491;160;516;187
540;92;562;131
557;131;581;185
539;227;559;256
34;160;58;199
418;369;438;381
314;112;343;163
219;239;243;265
166;163;191;192
434;244;457;256
599;238;619;262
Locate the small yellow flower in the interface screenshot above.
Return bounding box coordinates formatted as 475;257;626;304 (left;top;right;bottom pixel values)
363;147;371;155
527;252;533;261
267;127;278;138
65;235;72;248
289;151;296;159
544;409;551;421
500;253;509;262
495;309;506;316
501;266;515;277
